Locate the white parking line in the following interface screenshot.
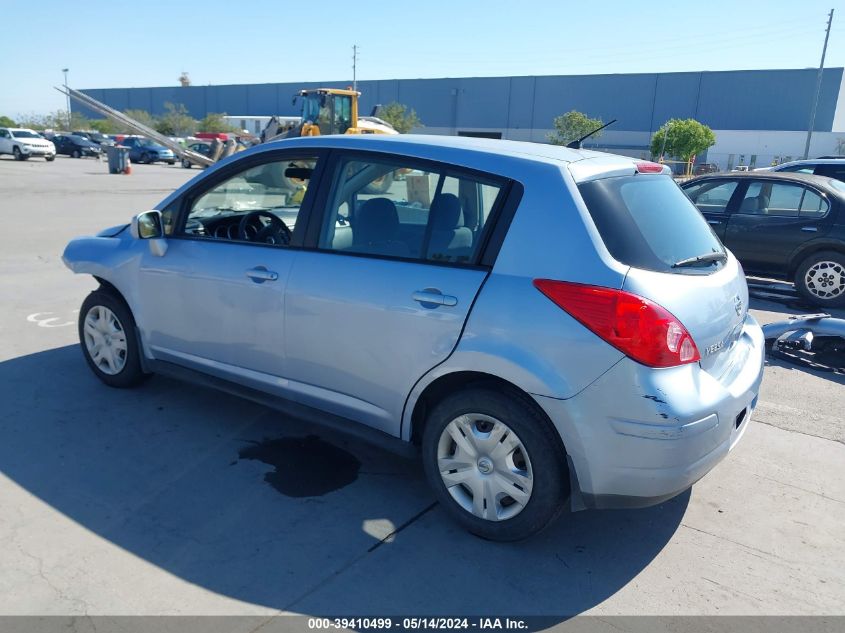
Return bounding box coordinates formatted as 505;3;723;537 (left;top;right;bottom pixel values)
26;310;79;328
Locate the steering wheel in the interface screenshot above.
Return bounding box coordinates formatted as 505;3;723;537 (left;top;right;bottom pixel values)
238;210;291;245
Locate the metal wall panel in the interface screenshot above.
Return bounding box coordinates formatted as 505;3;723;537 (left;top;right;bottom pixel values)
80;68;844;134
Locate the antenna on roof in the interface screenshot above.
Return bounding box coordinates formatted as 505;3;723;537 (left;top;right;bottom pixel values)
567;119;617;149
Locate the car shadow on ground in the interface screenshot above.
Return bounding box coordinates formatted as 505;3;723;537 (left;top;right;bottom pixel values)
0;345;688;618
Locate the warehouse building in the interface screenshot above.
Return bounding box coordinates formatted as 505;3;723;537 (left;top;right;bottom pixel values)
80;67;845;170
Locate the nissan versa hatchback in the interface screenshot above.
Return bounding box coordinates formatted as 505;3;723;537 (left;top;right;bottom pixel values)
63;135;765;540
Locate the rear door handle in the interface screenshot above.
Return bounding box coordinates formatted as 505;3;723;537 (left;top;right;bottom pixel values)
801;226;818;232
412;289;458;307
246;266;279;283
707;219;722;225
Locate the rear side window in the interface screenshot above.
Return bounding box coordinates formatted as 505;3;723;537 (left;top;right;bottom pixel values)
317;155;504;265
578;175;725;273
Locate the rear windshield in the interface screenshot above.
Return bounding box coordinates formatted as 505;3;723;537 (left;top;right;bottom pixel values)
578;175;725;273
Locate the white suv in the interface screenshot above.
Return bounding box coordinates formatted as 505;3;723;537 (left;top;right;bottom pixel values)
0;128;56;161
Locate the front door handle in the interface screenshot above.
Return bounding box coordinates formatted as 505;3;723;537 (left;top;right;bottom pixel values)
246;266;279;283
801;226;818;233
412;289;458;307
708;219;722;225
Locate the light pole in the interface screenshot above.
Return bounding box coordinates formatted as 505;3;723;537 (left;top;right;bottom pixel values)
62;68;71;129
803;9;834;159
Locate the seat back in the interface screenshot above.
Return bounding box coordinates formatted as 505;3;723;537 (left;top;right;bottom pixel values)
426;193;473;260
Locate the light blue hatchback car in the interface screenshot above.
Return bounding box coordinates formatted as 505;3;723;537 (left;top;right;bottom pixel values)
63;135;765;540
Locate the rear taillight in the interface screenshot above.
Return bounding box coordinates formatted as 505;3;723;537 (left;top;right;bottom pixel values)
533;280;700;368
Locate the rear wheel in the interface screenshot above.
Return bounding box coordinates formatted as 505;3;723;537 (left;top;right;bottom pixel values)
78;290;149;388
795;251;845;308
422;387;569;541
72;149;81;159
181;158;192;168
141;152;151;164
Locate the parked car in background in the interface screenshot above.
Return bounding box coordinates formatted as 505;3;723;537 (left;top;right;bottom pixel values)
682;172;845;307
181;141;211;168
73;130;115;147
757;158;845;183
121;137;176;165
63;135;765;540
693;163;719;175
52;134;102;159
0;127;56;161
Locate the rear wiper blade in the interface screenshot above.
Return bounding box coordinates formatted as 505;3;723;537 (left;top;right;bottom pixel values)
671;251;727;268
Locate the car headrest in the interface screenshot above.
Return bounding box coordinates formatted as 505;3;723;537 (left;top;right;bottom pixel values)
430;193;463;230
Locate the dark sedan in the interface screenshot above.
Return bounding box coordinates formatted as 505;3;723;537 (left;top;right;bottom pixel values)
52;134;102;159
682;172;845;307
180;142;211;168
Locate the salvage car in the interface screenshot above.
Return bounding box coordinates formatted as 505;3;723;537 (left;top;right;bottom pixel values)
52;134;102;159
121;136;176;165
63;135;765;540
0;127;56;161
682;172;845;307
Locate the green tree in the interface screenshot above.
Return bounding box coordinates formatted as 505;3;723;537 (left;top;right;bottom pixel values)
89;118;118;134
377;102;422;133
155;102;196;136
198;112;238;133
650;118;716;163
548;110;603;146
123;109;158;131
0;115;16;127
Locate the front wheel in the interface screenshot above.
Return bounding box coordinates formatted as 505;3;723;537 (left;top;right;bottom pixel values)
45;155;55;162
72;149;81;158
795;251;845;308
78;290;149;388
181;159;192;169
422;387;569;541
13;146;24;161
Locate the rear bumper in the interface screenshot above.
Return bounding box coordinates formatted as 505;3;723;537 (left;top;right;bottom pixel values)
535;314;765;509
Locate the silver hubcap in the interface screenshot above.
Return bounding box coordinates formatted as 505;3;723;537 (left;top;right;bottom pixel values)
805;261;845;299
437;414;533;522
83;305;128;375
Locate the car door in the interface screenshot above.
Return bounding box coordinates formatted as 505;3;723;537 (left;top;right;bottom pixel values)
682;178;741;240
283;151;510;436
723;179;833;273
0;129;12;153
136;150;326;386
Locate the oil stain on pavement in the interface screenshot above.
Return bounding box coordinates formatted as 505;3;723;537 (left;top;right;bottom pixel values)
239;435;361;497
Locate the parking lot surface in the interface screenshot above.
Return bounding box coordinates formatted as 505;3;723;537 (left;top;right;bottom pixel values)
0;155;843;618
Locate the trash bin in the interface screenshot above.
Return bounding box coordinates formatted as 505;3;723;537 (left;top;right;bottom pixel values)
105;145;130;174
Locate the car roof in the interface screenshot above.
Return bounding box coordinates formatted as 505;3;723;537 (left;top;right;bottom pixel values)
262;133;615;166
774;158;845;167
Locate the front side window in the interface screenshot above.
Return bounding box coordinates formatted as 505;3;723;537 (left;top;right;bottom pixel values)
180;156;319;246
318;156;504;264
683;180;738;213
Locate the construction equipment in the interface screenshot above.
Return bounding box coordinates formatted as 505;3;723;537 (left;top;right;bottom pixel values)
263;88;397;141
57;85;397;169
55;86;215;168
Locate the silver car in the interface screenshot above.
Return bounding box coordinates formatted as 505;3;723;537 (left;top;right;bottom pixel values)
63;135;765;540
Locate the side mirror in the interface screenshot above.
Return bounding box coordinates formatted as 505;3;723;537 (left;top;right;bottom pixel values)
130;210;168;256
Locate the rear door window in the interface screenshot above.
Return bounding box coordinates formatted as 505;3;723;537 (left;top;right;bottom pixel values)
578;175;725;273
317;154;504;265
738;181;804;217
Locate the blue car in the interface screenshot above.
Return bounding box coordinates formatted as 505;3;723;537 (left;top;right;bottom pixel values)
121;137;176;165
62;135;765;540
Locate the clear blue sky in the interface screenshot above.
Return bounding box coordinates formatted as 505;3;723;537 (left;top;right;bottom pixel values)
1;0;843;118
